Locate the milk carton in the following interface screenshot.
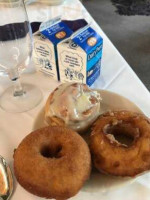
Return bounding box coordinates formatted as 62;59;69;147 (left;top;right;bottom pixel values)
33;17;73;80
33;18;88;81
57;26;103;86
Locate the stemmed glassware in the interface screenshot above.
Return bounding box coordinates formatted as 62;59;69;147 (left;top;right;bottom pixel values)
0;0;42;113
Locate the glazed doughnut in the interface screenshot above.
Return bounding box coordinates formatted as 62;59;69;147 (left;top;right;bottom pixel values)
14;126;91;199
90;111;150;177
45;83;101;133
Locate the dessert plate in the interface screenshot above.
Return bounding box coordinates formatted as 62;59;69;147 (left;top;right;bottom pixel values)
33;89;143;193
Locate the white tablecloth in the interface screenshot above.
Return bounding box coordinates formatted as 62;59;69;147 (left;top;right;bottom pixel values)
0;0;150;199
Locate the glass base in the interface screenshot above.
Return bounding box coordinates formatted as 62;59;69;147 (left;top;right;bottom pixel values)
0;84;43;113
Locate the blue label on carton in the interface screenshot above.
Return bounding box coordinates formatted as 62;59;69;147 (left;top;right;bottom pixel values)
87;43;103;71
72;27;103;53
72;27;103;86
87;59;101;86
40;21;73;45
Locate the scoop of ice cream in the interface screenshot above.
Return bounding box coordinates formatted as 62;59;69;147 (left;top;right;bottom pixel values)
45;83;101;132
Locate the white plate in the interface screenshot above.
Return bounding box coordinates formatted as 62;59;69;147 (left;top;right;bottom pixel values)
33;89;144;194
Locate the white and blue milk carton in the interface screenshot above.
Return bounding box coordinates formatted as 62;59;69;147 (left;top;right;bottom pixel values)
33;18;73;80
57;26;103;86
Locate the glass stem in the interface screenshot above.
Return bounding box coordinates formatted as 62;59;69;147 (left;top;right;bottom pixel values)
8;68;24;97
12;78;24;97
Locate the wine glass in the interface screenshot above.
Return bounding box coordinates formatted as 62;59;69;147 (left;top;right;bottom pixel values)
0;0;42;113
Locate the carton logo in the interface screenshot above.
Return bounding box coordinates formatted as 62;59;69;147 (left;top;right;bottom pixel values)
55;31;66;39
87;37;97;47
69;41;78;49
87;44;102;61
40;34;46;41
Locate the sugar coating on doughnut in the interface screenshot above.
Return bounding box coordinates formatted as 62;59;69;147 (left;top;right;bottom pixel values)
14;126;91;199
90;111;150;177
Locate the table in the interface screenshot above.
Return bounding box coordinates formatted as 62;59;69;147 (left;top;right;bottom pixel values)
0;0;150;199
